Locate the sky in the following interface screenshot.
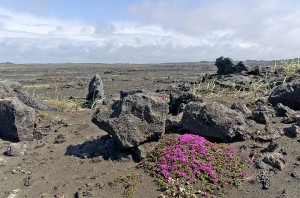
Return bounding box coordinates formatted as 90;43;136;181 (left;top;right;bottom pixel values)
0;0;300;63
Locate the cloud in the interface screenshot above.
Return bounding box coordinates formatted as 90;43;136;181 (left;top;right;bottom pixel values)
0;1;300;63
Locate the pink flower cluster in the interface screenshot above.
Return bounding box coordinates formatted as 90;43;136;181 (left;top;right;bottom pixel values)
140;133;247;194
156;134;217;183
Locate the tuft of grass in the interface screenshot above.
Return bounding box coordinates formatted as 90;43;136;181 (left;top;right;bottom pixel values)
109;174;141;198
275;58;300;76
23;83;50;89
139;134;247;197
44;97;82;111
190;72;280;103
36;112;49;120
90;97;105;109
191;79;217;96
25;81;85;112
52;115;68;125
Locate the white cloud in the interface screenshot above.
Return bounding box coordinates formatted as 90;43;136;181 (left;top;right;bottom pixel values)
0;1;300;63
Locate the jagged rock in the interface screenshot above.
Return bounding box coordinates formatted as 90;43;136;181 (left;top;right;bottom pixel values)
296;116;300;126
0;80;22;91
235;61;250;73
231;103;252;118
253;105;270;124
83;74;104;108
0;97;35;142
269;80;300;110
6;142;29;156
286;124;300;137
248;65;263;75
261;141;279;153
181;102;247;142
169;89;202;115
92;92;169;148
54;134;66;144
17;90;56;111
256;124;283;141
0;80;19;99
255;160;267;169
257;170;271;190
215;57;254;75
276;103;295;117
281;115;297;124
263;153;286;171
215;56;235;75
291;171;300;180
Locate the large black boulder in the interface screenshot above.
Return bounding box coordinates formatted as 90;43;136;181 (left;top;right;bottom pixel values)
269;81;300;110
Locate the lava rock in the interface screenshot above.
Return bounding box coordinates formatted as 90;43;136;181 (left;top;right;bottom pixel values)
54;134;66;144
92;92;169;148
17;90;56;111
253;105;270;124
235;61;250;73
257;170;271;190
275;103;295;117
120;89;144;99
261;141;279;153
0;97;35;142
286;124;300;138
0;80;21;99
269;80;300;110
6;142;29;156
215;56;235;75
255;161;267;169
256;124;283;141
231;103;252;118
263;153;286;171
83;74;104;108
291;171;300;180
181;102;247;142
169;89;201;115
296;116;300;127
247;65;263;75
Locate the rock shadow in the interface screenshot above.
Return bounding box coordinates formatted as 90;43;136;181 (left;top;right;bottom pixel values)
65;134;136;162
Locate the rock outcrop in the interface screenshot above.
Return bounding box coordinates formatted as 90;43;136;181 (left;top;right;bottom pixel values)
269;80;300;110
83;74;105;108
169;89;202;115
92;92;168;148
0;97;35;142
181;102;247;141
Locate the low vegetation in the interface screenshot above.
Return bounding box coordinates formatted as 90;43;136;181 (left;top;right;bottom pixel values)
139;134;247;197
275;58;300;76
109;174;141;198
